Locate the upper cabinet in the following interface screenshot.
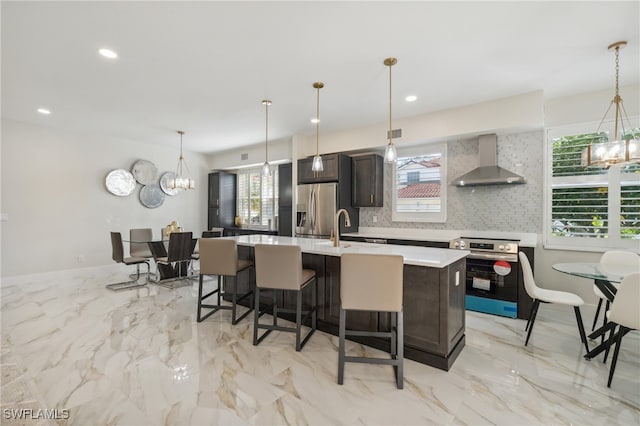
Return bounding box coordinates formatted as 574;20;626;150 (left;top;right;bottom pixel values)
297;153;343;184
352;154;383;207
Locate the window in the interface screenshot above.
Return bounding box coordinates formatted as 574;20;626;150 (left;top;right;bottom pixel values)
545;121;640;251
392;144;447;222
236;167;279;227
406;171;420;184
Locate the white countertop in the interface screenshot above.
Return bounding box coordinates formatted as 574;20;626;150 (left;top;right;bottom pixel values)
342;227;538;247
224;235;469;268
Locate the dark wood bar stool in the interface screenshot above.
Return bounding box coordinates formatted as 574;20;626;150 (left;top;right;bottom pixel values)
197;238;254;324
338;253;404;389
253;244;317;351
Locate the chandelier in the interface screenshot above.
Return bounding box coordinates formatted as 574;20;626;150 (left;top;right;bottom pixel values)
312;82;325;172
170;131;195;190
581;41;639;167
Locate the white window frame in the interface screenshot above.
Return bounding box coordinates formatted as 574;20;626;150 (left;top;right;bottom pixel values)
391;143;447;223
236;167;279;229
544;119;640;252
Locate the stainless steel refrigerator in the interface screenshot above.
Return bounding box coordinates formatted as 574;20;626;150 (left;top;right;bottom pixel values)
295;183;338;238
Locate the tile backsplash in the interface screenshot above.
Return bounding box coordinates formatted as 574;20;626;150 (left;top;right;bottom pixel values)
359;130;543;233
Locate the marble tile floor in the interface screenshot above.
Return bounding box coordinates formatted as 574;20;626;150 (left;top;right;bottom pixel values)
0;268;638;425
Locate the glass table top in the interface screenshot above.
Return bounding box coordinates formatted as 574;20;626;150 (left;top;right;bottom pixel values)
552;262;637;283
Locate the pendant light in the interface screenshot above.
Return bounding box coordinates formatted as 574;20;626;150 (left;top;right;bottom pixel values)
262;99;272;177
581;41;639;167
384;57;398;163
170;130;195;190
312;82;325;172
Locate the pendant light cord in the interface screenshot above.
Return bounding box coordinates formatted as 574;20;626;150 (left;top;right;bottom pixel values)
177;130;184;176
613;44;621;141
265;102;269;161
388;61;392;143
316;86;320;155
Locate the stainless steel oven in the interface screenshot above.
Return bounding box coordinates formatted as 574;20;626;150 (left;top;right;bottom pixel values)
450;237;519;318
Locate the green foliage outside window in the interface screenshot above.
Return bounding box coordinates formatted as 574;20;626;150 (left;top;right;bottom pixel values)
551;129;640;240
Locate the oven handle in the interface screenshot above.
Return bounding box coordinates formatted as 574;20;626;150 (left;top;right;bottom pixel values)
466;252;518;262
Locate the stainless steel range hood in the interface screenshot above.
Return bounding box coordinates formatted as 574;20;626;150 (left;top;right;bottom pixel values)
452;134;525;186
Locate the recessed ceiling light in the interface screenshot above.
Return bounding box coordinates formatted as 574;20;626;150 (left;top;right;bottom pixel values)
405;95;418;102
98;48;118;59
310;118;320;124
37;108;51;115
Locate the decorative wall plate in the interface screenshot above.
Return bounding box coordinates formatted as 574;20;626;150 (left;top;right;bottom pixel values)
160;171;182;196
139;184;165;208
131;159;158;185
105;169;136;196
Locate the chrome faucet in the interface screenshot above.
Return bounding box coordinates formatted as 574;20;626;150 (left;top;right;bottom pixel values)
333;208;352;247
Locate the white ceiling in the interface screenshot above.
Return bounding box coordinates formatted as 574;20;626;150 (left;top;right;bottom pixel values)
2;1;639;154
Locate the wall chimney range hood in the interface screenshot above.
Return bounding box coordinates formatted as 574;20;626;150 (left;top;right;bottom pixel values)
452;134;525;187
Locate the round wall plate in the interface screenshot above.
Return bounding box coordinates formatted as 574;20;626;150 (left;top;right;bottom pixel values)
160;171;182;196
105;169;136;196
139;184;165;208
131;159;158;185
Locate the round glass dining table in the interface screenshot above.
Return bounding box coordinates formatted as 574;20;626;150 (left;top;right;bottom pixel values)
551;262;632;284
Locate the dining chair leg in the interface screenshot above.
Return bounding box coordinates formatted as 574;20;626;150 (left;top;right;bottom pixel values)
390;311;397;357
607;326;627;387
574;307;589;354
601;300;610;343
231;276;238;324
217;275;222;306
591;298;603;331
603;323;618;363
295;289;302;351
272;290;278;327
396;310;404;390
338;308;346;385
525;300;537;332
312;277;317;331
525;299;540;346
253;287;260;345
197;274;204;322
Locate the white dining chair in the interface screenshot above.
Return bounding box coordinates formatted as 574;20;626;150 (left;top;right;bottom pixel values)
591;251;640;331
604;272;640;387
520;251;589;353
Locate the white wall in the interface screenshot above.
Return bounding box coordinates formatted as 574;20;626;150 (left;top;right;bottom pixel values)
295;91;545;157
1;119;210;277
208;137;292;171
545;84;639;128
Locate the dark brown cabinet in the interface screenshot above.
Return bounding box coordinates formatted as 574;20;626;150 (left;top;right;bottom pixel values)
352;154;383;207
399;260;465;358
278;163;293;236
208;172;236;230
297;153;342;184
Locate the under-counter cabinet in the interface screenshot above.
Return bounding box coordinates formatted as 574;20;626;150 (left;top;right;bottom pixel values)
208;172;236;230
352;154;383;207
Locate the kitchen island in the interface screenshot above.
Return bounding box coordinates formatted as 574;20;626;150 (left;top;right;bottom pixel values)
223;235;469;371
